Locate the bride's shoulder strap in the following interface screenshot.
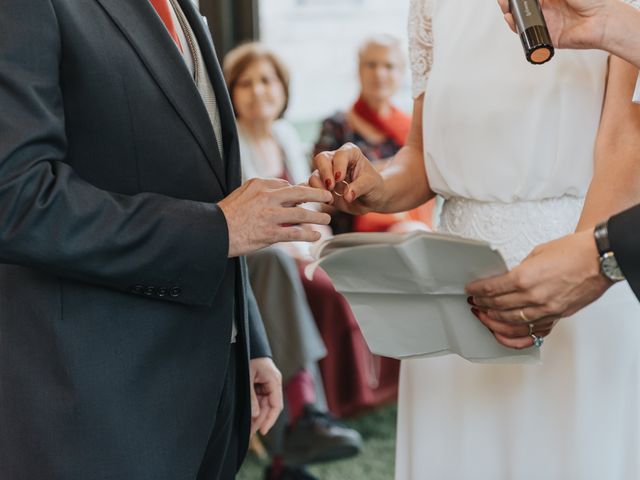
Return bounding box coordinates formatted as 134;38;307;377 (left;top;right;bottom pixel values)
408;0;435;100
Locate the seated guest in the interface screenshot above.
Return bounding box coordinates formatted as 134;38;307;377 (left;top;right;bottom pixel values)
223;43;362;480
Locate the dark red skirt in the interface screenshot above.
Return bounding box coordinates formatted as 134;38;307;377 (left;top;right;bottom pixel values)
298;260;399;418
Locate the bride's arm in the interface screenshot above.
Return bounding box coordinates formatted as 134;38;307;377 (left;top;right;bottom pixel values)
375;94;434;212
310;94;434;215
309;0;435;214
576;55;640;230
376;0;436;213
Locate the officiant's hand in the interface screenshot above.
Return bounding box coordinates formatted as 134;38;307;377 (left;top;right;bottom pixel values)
309;143;386;215
465;229;612;327
498;0;622;50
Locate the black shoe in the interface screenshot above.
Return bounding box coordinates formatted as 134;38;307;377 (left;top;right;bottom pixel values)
281;405;363;465
264;465;319;480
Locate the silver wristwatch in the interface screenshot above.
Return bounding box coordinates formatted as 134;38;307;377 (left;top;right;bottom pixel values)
594;221;625;283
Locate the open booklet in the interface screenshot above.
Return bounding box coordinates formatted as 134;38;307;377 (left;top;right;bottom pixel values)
305;231;539;364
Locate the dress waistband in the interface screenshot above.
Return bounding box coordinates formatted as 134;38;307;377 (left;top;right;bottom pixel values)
438;196;585;268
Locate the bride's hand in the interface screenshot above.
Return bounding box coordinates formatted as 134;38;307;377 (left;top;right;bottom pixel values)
472;309;557;350
497;0;612;50
309;143;385;216
465;229;612;324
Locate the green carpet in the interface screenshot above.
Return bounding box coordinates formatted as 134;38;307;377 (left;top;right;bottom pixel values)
237;404;397;480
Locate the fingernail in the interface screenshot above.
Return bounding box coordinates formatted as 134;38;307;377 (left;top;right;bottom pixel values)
471;308;480;319
335;171;341;181
349;191;356;202
467;296;475;306
325;179;332;189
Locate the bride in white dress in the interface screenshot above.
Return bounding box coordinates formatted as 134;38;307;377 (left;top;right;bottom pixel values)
310;0;640;478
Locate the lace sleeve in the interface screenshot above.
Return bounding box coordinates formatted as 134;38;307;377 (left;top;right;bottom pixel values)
408;0;434;99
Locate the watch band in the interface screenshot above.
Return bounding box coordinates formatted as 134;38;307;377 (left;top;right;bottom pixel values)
594;221;611;257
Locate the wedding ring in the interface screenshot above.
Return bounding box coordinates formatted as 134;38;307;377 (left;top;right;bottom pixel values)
332;180;350;197
531;334;544;348
519;309;529;323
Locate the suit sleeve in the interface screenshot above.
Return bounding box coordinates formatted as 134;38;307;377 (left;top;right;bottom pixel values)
608;204;640;300
0;0;229;307
242;258;272;359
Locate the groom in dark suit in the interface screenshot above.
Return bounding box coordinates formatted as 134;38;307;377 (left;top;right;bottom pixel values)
465;0;640;341
0;0;331;478
609;206;640;296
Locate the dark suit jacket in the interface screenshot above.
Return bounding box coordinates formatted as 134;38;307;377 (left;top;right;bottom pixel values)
0;0;270;478
609;204;640;300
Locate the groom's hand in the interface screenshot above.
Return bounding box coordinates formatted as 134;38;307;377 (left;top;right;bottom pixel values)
219;179;332;258
249;357;283;436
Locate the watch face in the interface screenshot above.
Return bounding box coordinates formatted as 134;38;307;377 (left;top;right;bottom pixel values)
601;253;625;282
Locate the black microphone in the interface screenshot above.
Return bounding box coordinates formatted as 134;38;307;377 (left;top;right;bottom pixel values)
509;0;555;65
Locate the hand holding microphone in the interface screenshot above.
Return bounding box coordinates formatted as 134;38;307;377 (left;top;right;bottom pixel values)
499;0;619;51
499;0;640;69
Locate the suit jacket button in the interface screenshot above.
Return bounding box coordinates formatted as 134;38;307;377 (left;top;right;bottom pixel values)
131;285;145;294
157;287;168;297
144;286;156;296
169;286;182;298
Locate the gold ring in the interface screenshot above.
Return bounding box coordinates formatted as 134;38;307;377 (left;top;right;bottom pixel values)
332;180;350;197
519;309;529;323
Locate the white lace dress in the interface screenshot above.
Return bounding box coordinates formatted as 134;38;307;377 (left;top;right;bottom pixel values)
395;1;640;478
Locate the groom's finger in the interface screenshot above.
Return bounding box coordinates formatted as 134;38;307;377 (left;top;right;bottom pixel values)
249;382;261;435
308;170;325;190
253;395;270;435
259;388;284;435
260;399;281;436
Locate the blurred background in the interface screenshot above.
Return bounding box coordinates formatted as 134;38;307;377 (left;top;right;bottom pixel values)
203;0;411;142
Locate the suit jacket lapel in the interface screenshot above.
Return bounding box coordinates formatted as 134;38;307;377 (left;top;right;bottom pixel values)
178;0;242;191
95;0;228;192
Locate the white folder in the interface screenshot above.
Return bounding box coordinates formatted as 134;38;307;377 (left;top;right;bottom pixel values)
306;232;540;364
